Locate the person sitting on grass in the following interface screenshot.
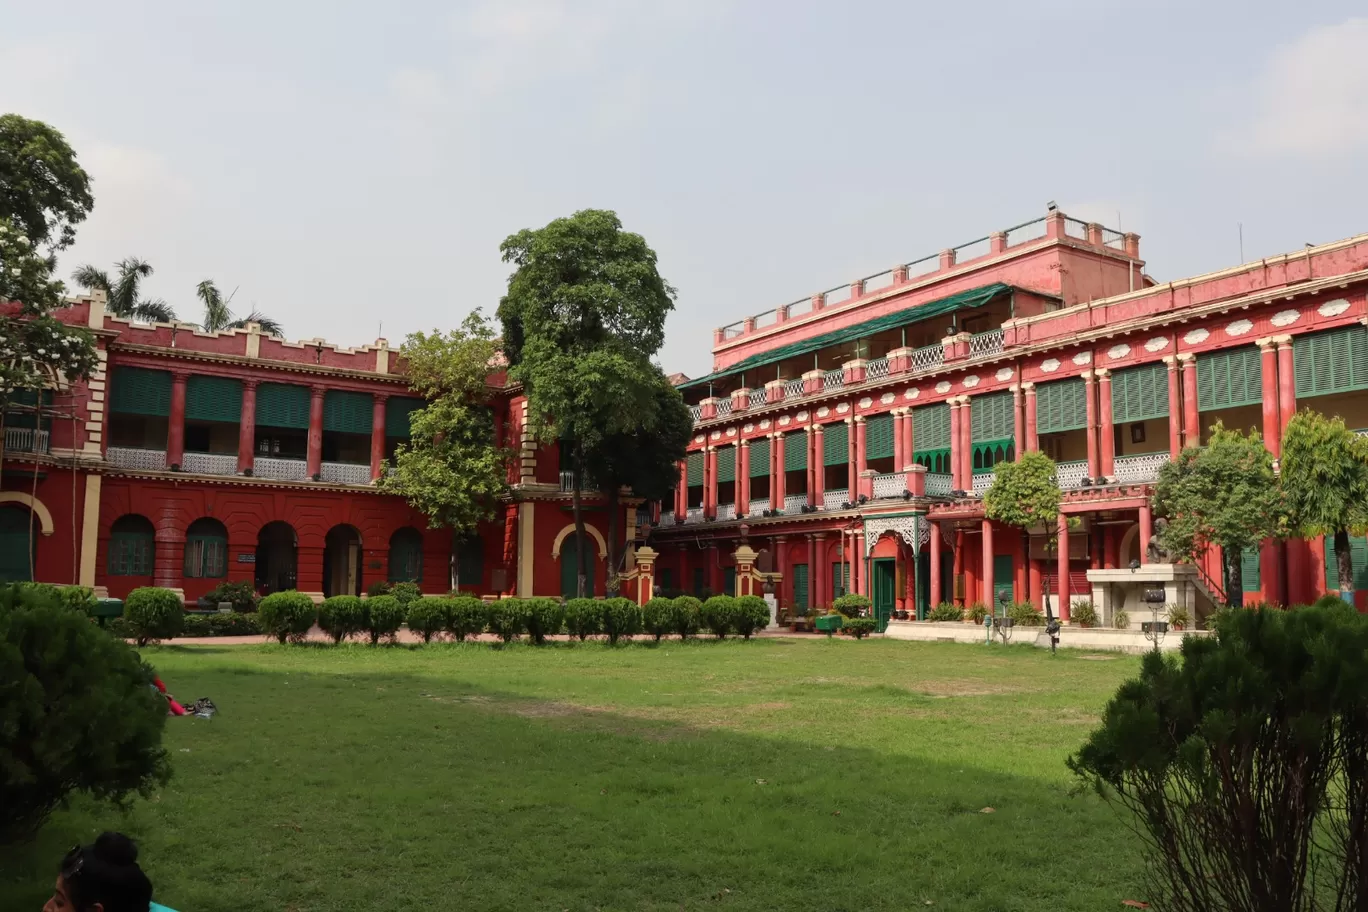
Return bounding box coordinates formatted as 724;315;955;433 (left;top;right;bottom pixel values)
43;832;176;912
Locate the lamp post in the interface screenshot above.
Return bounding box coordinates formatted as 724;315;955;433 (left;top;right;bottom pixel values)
1141;587;1168;651
992;589;1015;645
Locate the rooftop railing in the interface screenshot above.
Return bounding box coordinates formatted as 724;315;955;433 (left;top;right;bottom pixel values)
747;388;767;408
822;369;845;391
968;328;1005;359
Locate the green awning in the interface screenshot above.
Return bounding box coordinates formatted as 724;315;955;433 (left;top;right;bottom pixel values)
680;282;1016;391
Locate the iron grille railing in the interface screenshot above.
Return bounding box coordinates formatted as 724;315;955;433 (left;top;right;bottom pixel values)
1113;452;1170;483
968;328;1005;359
320;462;370;485
254;456;308;481
866;357;889;380
823;369;845;390
911;343;944;373
106;447;167;471
180;451;237;476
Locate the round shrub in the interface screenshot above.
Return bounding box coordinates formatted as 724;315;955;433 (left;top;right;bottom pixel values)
364;595;405;644
123;587;184;646
206;612;261;636
671;596;702;639
564;598;602;641
405;598;446;643
366;580;392;598
842;617;878;639
1007;601;1045;627
202;580;258;612
0;584;171;844
602;597;642;645
734;595;771;639
445;596;488;641
389;581;423;606
257;591;316;644
642;597;677;643
928;602;964;622
701;595;738;640
318;595;366;644
832;593;871;618
487;599;526;644
523;597;565;645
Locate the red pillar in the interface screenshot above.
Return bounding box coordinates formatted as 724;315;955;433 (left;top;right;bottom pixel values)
811;428;824;508
892;410;904;475
772;434;785;511
1180;355;1200;448
807;534;819;609
1097;369;1115;479
708;543;721;594
1165;357;1182;458
981;519;995;606
737;441;751;516
306;385;325;479
1083;372;1100;480
855;418;869;499
774;535;789;613
929;521;942;606
1011;385;1023;457
237;379;258;474
1013;534;1027;604
904;406;915;464
1023;383;1038;452
847;418;858;497
1139;501;1153;563
959;397;974;491
1056;512;1071;622
952;530;965;605
167;370;188;469
1278;336;1305;602
1276;337;1296;438
705;447;718;518
1028;547;1043;608
1103;526;1118;569
964;529;980;606
812;533;826;608
152;503;184;593
948;399;962;489
676;460;688;517
1259;340;1281;457
370;393;388;482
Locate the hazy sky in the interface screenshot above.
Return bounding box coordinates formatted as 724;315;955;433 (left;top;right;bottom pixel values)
4;2;1367;377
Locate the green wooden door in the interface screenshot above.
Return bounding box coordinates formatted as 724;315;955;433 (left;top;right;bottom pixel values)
993;554;1014;608
872;558;896;631
724;566;737;597
916;550;930;619
0;506;33;582
791;563;809;616
560;534;595;597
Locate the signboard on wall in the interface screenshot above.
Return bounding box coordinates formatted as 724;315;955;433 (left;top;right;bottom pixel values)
237;554;256;564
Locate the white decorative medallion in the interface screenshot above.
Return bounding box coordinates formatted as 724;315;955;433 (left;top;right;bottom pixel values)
759;419;771;430
816;407;830;418
880;392;895;405
694;435;704;444
1226;319;1253;337
1271;309;1300;327
1184;328;1209;345
1040;358;1060;373
1072;352;1092;365
796;411;809;421
1108;344;1131;359
962;375;980;388
726;428;737;437
835;403;850;414
907;388;920;400
710;431;722;441
1319;298;1350;317
743;423;754;433
858;397;873;409
995;367;1014;381
935;381;952;394
779;416;791;427
1145;336;1169;352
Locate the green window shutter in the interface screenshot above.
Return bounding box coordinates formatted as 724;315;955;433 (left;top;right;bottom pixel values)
749;438;770;477
865;414;894;461
823;422;849;466
784;431;808;471
831;562;851;599
911;403;950;450
1294;327;1368;399
1197;346;1262;412
110;367;172;416
0;507;33;582
1037;378;1087;434
385;397;426;438
1323;535;1368;591
185;376;242;424
913;448;952;474
659;567;674;592
687;452;704;486
792;563;809;613
970;392;1014;443
389;530;424;582
184;532;228;579
324;390;373;434
107;518;155;576
4;389;52;430
716;446;736;483
457;537;483;587
1240;548;1261;593
972;440;1014;470
724;566;736;596
256;383;311;429
693;567;705;597
1112;363;1169;424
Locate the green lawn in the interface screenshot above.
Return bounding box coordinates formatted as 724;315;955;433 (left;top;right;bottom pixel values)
1;639;1147;911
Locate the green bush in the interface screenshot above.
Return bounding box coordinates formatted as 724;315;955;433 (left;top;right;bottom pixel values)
364;595;405;644
564;598;602;641
670;596;702;639
57;585;97;614
318;595;366;644
1113;609;1130;629
123;587;184;646
642;597;677;642
831;593;871;618
1166;604;1190;631
0;584;172;844
843;617;878;639
523;597;565;645
257;591;316;644
405;598;446;643
602;597;642;645
179;612;261;638
734;595;770;639
700;595;737;639
487;599;526;643
202;580;258;612
390;581;423;606
967;602;989;625
928;602;963;622
1007;601;1045;627
445;596;488;641
366;580;392;598
1070;599;1098;628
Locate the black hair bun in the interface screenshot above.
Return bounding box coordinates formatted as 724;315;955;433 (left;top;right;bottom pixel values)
92;832;139;867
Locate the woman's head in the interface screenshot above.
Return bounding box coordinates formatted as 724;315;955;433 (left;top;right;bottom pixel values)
44;832;152;912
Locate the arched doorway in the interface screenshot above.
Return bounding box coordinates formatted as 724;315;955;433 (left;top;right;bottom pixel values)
107;514;155;579
0;505;35;582
560;532;595;598
183;518;229;580
323;525;362;597
388;527;423;584
255;521;297;594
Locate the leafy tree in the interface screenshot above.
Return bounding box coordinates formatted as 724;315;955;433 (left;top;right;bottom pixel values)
983;450;1069;615
1151;423;1285;606
0;114;92;253
1281;410;1368;605
379;312;509;586
71;257;177;323
195;279;282;335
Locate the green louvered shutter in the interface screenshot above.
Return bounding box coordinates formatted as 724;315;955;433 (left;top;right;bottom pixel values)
831;562;851;599
970;392;1014;443
457;537;483;587
1197;346;1262;412
1240;548;1261;593
784;431;807;471
912;403;950;450
1323;535;1368;591
0;507;33;582
792;563;809;614
1036;378;1087;434
823;422;849;466
324;390;373;434
386;397;426;438
716;447;736;483
5;389;52;429
185;376;242;423
749;438;770;477
1294;327;1368;399
110;367;172;416
256;383;311;429
1112;363;1169;424
865;414;894;460
687;451;704;485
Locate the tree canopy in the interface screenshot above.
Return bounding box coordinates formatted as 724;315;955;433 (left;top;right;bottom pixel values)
71;258;176;323
1280;409;1368;602
195;279;282;336
983;450;1063;532
0;114;93;253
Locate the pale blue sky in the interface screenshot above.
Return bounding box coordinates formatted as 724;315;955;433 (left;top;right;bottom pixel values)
4;2;1367;377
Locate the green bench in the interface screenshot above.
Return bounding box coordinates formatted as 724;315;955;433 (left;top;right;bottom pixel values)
814;614;843;637
92;598;123;627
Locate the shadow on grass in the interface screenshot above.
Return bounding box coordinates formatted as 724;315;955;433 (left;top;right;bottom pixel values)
1;659;1142;912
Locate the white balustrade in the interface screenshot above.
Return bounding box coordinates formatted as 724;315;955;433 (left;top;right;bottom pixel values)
972;471;996;495
660;511;676;525
321;462;371;485
969;328;1005;359
689;404;703;422
910;344;944;373
4;427;49;454
748;388;767;408
106;447;167;471
1055;460;1088;489
180;451;238;476
254;456;308;481
783;492;807;513
784;378;805;398
716;502;735;521
925;473;953;497
866;357;890;381
872;472;905;499
823;369;845;391
559;470;575;492
823;488;850;510
716;398;734;417
685;507;704;524
1112;452;1171;483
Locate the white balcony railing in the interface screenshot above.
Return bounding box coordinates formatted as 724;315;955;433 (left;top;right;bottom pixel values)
4;427;49;454
748;388;767;409
685;507;704;524
783;378;805;398
660;511;676;525
716;398;734;417
1056;460;1088;489
972;471;996;495
866;357;890;381
872;472;905;499
321;462;371;485
689;405;703;421
559;470;575;492
969;328;1005;359
717;502;735;521
823;369;846;391
823;488;850;510
1113;451;1171;483
180;451;237;476
925;473;953;497
107;447;167;471
910;343;944;373
254;456;308;481
784;492;807;513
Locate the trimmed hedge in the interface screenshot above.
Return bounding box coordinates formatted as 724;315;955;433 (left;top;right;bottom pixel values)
564;598;602;641
700;595;737;640
487;599;526;644
734;596;770;639
201;580;258;613
445;596;488;641
389;582;423;606
405;598;446;643
671;596;702;639
832;593;871;618
257;591;316;644
927;603;964;622
318;595;366;644
602;598;642;645
124;587;184;646
642;597;677;642
843;617;878;639
178;612;262;638
364;595;405;644
523;597;565;645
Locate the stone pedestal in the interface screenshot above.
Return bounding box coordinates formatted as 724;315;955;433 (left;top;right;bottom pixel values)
1086;564;1217;628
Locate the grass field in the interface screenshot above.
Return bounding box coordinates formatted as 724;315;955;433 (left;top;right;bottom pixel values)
1;638;1147;911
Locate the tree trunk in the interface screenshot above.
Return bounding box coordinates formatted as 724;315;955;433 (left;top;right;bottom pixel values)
572;446;588;598
605;485;620;596
1335;528;1355;607
1226;548;1244;609
450;539;458;593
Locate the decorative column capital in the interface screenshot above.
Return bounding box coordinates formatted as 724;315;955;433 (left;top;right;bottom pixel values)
1161;355;1178;367
1095;368;1111;379
1175;352;1196;364
242;377;260;391
170;369;191;382
1021;381;1035;392
1272;334;1294;348
372;391;390;404
1080;370;1095;382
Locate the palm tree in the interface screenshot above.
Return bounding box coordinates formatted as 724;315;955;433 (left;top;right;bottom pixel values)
196;279;283;336
71;258;178;323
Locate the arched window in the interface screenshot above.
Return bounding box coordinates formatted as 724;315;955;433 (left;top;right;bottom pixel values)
559;532;596;598
0;505;35;582
108;515;155;576
184;518;228;578
388;527;423;582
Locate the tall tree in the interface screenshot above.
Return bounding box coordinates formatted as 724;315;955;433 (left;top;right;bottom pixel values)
498;210;677;597
195;279;282;336
0;114;93;253
1152;422;1285;606
70;258;177;323
1281;409;1368;605
983;450;1066;616
377;312;509;586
